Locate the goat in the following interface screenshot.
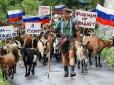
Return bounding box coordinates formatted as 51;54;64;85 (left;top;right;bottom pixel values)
14;34;38;48
13;40;22;48
75;41;88;73
3;44;20;73
53;36;61;62
21;48;37;77
0;53;16;80
83;36;114;67
37;37;49;65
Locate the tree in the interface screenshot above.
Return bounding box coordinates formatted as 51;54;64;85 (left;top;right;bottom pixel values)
0;0;102;21
0;0;9;13
21;0;42;15
42;0;58;6
0;0;42;21
0;0;24;21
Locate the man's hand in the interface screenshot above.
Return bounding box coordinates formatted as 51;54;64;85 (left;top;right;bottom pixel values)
50;28;55;33
49;19;54;26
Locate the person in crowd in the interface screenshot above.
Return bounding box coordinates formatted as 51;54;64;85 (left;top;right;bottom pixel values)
50;8;80;77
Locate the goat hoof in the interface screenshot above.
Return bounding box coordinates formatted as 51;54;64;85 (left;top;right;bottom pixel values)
31;70;34;75
90;63;92;65
32;72;34;75
14;70;16;73
43;63;46;65
5;77;8;80
11;77;14;79
78;66;80;69
82;71;84;74
25;74;28;77
99;64;102;67
8;73;11;77
27;73;30;76
85;70;88;73
96;64;98;67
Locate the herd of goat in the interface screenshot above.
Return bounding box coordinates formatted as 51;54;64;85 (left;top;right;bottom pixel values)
0;27;114;80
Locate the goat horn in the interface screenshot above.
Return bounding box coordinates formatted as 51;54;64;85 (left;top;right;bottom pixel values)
109;37;112;40
111;35;114;39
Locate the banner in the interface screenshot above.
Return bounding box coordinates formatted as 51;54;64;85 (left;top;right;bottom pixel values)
23;15;49;24
38;6;50;16
75;10;97;28
7;9;24;22
25;22;41;34
96;4;114;27
0;26;16;39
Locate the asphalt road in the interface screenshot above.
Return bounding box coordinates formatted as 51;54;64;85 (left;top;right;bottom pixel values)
9;59;114;85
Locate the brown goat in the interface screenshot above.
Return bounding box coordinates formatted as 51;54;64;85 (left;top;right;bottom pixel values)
83;36;114;67
3;44;20;62
3;44;20;73
14;34;38;48
0;53;16;80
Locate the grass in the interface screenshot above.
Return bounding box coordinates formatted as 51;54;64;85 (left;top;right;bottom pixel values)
0;69;9;85
0;40;5;47
101;47;114;68
97;29;114;68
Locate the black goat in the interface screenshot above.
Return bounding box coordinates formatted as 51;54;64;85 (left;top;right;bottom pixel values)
21;48;37;77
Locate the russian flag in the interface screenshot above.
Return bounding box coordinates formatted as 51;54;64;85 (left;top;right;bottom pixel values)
22;15;49;24
7;10;24;22
96;4;114;27
55;5;65;10
54;5;65;13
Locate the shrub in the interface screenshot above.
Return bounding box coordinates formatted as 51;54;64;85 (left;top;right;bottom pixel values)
0;69;9;85
101;47;114;68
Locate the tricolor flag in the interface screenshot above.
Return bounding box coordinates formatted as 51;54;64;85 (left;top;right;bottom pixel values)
7;9;25;22
54;5;65;13
22;15;49;24
55;5;65;10
96;4;114;27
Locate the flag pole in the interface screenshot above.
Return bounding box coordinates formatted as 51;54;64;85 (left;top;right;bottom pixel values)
48;6;52;78
51;6;53;20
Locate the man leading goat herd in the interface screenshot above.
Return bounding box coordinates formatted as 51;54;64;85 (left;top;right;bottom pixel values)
1;8;114;80
49;8;80;77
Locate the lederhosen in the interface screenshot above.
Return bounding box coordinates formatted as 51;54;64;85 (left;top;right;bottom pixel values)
60;18;75;54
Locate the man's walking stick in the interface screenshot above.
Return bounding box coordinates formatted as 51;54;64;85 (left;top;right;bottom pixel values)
48;36;51;78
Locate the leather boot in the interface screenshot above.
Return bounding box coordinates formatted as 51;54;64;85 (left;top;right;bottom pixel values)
70;65;76;77
64;66;69;77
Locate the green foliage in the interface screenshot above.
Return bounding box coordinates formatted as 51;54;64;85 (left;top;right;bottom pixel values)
41;0;95;8
21;0;42;15
0;40;5;47
0;0;101;21
0;69;9;85
0;0;42;21
0;13;7;22
42;0;58;6
101;48;114;67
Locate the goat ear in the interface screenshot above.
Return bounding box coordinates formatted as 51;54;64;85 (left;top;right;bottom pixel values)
1;47;3;49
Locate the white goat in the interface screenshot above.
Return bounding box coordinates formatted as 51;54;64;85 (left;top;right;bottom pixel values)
37;37;49;65
75;41;88;73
